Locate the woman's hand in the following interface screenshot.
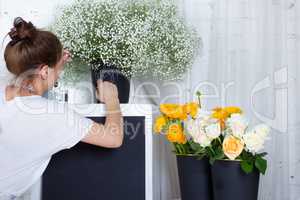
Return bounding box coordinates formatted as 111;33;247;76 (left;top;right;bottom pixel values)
62;49;72;64
96;80;119;103
82;79;123;148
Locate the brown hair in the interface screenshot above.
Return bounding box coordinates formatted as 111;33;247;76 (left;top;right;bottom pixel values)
4;17;63;76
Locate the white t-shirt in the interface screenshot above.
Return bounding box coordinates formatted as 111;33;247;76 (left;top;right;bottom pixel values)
0;85;94;198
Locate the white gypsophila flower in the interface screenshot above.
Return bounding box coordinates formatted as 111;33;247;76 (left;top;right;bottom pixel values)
226;113;248;138
243;132;265;154
253;124;270;140
186;116;215;147
205;123;221;139
51;0;201;81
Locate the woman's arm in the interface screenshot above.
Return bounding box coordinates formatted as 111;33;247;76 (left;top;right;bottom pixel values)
81;81;124;148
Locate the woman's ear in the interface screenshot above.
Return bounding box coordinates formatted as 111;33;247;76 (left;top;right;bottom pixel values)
38;65;49;80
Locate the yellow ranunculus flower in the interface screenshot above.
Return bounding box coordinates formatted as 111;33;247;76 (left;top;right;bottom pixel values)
212;106;242;120
154;115;167;133
212;106;243;130
223;135;244;160
224;106;242;115
184;102;199;118
166;123;187;144
160;104;187;120
211;109;229;121
211;108;228;130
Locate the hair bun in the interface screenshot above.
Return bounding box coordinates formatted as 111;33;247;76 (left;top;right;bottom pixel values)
8;17;37;46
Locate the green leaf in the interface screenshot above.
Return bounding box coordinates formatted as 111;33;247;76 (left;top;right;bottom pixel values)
195;148;206;155
214;147;225;160
196;154;205;160
189;141;200;151
209;157;215;165
206;148;214;158
255;157;267;175
257;152;268;157
189;141;206;155
241;160;254;174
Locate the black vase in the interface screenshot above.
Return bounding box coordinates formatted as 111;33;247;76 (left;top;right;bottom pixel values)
211;160;260;200
90;62;130;103
177;156;213;200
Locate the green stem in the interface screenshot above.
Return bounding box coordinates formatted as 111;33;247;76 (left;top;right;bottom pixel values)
217;137;222;145
175;143;183;154
196;91;202;108
178;144;185;154
183;143;189;154
209;146;216;155
198;96;201;108
173;143;179;154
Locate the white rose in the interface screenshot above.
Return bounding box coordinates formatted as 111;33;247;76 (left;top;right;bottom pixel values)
186;118;212;147
194;110;212;120
253;124;270;140
193;132;212;147
243;131;265;153
205;123;221;139
226;113;248;138
187;119;199;135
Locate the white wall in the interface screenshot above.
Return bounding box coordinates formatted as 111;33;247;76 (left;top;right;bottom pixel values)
0;0;73;74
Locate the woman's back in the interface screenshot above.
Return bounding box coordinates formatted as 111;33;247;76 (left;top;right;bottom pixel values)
0;84;93;197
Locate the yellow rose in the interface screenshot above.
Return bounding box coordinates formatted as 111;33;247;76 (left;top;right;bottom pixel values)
184;102;199;118
154;115;167;133
166;123;187;144
160;104;187;120
223;135;244;160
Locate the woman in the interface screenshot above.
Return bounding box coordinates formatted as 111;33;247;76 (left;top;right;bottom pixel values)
0;17;123;199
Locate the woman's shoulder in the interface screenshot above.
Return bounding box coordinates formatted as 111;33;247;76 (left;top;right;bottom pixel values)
0;75;18;102
0;80;8;93
0;81;10;105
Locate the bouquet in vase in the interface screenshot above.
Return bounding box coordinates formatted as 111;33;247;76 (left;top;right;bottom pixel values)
187;106;270;174
155;93;271;174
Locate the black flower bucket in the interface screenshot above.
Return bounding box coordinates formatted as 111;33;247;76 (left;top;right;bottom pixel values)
176;156;213;200
91;62;130;103
211;160;260;200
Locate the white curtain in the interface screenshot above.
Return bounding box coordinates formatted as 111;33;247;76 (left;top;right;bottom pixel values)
137;0;299;199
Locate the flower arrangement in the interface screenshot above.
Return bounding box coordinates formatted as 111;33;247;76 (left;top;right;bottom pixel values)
155;93;271;174
154;102;200;154
51;0;200;81
155;92;206;155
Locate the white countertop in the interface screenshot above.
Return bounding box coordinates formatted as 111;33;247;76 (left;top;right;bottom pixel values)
70;104;152;117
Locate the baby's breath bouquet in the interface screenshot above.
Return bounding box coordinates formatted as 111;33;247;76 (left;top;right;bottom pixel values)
51;0;200;80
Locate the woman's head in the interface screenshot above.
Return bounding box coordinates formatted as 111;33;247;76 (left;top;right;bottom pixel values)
4;17;69;92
